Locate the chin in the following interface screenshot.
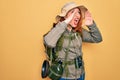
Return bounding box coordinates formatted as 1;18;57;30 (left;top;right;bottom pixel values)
70;23;77;28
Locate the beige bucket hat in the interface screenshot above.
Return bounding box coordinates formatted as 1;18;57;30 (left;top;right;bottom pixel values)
56;2;88;21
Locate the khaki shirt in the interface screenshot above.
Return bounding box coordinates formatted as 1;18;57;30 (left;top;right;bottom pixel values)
44;21;102;79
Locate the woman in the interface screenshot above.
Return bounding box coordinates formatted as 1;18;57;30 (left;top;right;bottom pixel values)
44;2;102;80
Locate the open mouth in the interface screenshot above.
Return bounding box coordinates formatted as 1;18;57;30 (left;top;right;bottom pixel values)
74;18;80;25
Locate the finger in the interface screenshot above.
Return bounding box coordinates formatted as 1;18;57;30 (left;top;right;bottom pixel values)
85;11;92;17
69;11;76;20
71;11;76;16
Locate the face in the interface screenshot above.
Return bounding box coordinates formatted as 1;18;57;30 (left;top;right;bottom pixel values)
66;8;81;27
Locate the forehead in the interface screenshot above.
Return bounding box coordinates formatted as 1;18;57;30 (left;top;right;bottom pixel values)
66;8;80;14
69;7;80;12
66;7;81;16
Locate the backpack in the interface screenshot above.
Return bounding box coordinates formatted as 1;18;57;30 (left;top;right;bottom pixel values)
41;32;64;79
41;31;82;79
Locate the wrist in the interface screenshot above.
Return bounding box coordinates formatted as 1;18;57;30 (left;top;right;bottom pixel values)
64;19;70;24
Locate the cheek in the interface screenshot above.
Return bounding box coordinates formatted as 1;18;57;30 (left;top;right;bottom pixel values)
70;20;77;27
70;19;74;24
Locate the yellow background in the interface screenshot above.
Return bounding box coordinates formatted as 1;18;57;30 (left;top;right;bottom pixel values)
0;0;120;80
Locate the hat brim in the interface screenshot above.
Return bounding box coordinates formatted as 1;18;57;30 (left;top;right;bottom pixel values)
58;5;80;17
58;5;87;16
56;5;88;21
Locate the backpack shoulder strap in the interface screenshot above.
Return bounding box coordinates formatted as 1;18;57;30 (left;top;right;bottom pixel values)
43;32;65;63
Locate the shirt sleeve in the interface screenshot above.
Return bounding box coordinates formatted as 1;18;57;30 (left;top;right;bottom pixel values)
44;22;67;47
82;21;102;43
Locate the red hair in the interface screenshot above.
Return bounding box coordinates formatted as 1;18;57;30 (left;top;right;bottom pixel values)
73;8;83;33
53;15;83;33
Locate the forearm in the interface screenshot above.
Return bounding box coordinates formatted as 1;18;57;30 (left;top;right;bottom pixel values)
82;21;102;43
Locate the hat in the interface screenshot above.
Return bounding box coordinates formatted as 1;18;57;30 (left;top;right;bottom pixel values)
56;2;88;21
59;2;80;17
